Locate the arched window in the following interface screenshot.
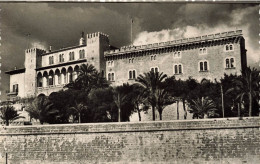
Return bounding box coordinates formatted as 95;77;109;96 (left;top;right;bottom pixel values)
203;48;206;54
82;49;85;58
111;73;114;81
153;55;156;60
69;52;72;60
200;62;203;71
174;65;178;74
179;64;182;74
49;75;54;86
225;57;235;68
129;59;131;63
226;45;229;51
226;58;230;68
225;44;234;52
132;58;134;63
129;70;136;79
229;45;233;50
230;58;234;67
108;73;111;81
129;71;132;79
79;49;85;59
72;52;74;60
174;64;183;74
155;67;158;73
199;61;209;72
173;51;181;58
69;52;74;61
204;61;208;71
151;68;154;72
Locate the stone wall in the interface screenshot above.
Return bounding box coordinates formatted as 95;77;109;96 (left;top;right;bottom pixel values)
0;117;259;164
107;41;243;86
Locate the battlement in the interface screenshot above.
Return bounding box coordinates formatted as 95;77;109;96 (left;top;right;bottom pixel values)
25;48;46;54
104;30;243;56
86;32;109;39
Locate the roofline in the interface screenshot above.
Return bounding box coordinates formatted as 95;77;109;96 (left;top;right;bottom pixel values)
36;59;87;71
104;30;243;56
5;68;26;75
41;44;86;56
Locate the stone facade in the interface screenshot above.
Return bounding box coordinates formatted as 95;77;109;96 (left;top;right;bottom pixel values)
0;117;259;163
5;30;247;99
105;30;247;86
6;32;110;99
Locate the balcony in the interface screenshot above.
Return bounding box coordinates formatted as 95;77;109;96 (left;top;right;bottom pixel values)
7;91;18;96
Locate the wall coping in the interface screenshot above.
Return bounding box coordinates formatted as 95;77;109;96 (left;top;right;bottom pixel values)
1;117;259;136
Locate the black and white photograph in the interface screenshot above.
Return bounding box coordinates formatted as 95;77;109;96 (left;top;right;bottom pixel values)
0;1;259;163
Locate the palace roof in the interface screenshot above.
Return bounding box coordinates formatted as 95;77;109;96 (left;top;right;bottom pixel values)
104;30;243;57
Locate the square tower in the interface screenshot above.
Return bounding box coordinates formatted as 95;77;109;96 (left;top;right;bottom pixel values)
24;48;45;97
86;32;110;76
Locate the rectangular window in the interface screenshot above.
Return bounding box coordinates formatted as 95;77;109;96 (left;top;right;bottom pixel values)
13;84;18;93
49;77;53;86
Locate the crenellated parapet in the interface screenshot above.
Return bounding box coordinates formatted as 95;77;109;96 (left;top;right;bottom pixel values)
86;32;109;39
104;30;243;60
25;48;46;54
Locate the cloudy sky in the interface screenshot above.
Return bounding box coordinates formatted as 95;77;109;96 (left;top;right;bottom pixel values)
0;2;259;101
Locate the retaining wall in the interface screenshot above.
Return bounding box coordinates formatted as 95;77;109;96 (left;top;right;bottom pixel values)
0;117;259;164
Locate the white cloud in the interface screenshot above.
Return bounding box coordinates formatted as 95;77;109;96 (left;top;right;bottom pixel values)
133;6;259;65
30;41;47;50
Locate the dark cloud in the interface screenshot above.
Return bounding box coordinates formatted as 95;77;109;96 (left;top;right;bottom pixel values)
0;3;259;101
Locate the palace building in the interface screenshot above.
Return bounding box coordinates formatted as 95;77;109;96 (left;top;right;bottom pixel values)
5;30;247;101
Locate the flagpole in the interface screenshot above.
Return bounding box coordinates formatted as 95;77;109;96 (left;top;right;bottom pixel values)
131;18;133;45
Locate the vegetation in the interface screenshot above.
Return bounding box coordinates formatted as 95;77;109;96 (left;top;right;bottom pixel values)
0;105;25;126
26;96;58;124
136;71;168;121
21;64;259;125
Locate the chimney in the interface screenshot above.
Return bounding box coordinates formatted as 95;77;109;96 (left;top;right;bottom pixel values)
79;31;86;45
49;46;52;52
14;67;17;70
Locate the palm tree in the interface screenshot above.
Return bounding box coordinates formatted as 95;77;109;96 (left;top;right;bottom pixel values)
26;96;58;124
188;97;218;119
131;84;149;121
226;67;259;117
155;88;173;120
136;71;167;121
113;84;131;122
65;64;97;91
69;101;87;123
0;105;25;126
